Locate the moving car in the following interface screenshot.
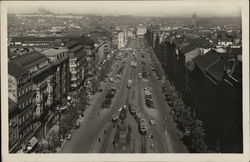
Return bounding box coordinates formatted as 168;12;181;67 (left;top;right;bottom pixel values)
138;73;142;79
127;80;132;88
128;103;136;115
111;107;123;123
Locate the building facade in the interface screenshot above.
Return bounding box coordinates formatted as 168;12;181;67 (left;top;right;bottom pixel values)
146;28;242;153
118;32;127;49
137;24;147;37
66;41;86;91
41;47;70;104
8;51;61;152
8;61;34;153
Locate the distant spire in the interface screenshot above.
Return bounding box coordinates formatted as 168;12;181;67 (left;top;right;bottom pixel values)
192;13;198;29
192;13;197;19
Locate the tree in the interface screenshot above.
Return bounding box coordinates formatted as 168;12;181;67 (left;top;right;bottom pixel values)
37;138;49;153
181;107;195;131
46;125;61;150
190;120;209;153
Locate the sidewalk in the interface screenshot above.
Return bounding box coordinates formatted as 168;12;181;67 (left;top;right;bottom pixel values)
148;44;188;152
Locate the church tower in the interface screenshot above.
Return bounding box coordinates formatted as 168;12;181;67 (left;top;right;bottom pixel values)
192;13;198;29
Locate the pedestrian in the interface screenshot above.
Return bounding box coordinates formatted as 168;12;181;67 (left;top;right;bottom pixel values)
98;137;101;143
104;129;106;134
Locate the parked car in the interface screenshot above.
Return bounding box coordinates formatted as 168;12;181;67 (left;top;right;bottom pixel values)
112;114;119;123
66;134;71;140
110;77;114;82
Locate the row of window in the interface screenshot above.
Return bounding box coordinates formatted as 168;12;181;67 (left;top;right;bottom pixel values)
18;84;32;98
17;76;30;86
21;42;50;46
18;97;32;110
9;115;18;127
9;127;18;143
19;109;33;125
19;124;33;139
70;60;75;65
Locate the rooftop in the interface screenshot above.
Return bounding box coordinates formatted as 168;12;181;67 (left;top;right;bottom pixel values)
65;41;78;49
179;39;211;54
41;47;68;57
69;35;94;46
69;45;83;53
10;36;66;42
205;59;226;82
193;50;221;72
10;51;48;70
8;61;27;78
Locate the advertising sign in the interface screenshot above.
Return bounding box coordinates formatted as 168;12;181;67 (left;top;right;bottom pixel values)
8;75;17;103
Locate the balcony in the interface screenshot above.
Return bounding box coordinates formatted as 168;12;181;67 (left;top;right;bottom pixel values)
71;77;77;81
71;70;77;74
69;64;77;68
71;83;77;88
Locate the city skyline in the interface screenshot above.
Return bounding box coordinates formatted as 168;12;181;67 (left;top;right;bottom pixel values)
7;1;241;18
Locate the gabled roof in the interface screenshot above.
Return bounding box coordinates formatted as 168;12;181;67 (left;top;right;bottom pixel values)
10;51;48;70
8;61;27;78
205;59;226;82
184;48;201;63
179;39;212;54
193;50;221;72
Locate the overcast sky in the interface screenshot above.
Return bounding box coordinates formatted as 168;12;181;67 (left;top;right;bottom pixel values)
7;1;241;17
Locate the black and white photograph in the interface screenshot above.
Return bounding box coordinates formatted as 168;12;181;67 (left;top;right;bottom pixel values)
1;0;249;162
